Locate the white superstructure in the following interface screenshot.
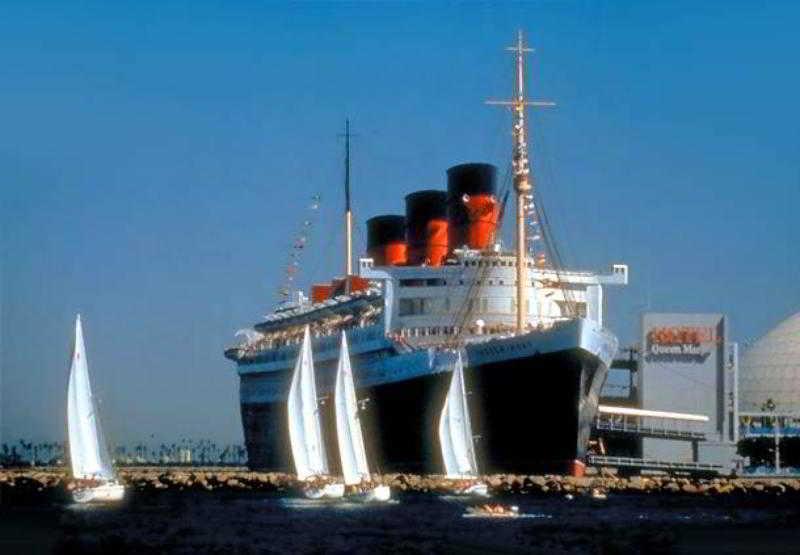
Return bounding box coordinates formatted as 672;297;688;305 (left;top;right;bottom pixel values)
360;250;627;343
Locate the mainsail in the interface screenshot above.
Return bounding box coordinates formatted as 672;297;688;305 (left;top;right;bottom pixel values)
334;332;370;486
67;315;115;481
287;325;329;480
438;352;479;478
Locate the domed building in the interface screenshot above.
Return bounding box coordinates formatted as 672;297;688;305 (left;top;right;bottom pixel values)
739;311;800;413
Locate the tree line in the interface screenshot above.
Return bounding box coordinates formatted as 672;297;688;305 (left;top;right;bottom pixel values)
0;438;247;467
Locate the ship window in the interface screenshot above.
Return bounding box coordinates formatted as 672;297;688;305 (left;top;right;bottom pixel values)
488;280;494;285
425;278;446;286
499;280;504;285
459;280;464;285
399;298;424;316
400;279;425;287
492;261;499;267
421;297;449;314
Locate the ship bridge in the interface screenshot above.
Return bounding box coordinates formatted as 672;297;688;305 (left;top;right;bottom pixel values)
358;250;627;343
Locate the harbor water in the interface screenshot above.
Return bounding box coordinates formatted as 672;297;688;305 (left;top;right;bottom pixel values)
3;489;800;554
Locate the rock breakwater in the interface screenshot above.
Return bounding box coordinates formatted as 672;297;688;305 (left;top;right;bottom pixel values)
3;467;800;502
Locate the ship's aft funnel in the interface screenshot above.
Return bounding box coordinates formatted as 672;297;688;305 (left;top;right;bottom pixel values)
447;163;499;252
366;215;407;266
405;190;448;266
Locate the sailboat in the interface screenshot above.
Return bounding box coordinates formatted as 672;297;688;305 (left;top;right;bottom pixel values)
334;332;391;502
287;325;344;499
438;352;489;497
67;314;125;503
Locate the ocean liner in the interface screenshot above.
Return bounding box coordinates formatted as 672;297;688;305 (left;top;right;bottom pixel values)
225;32;628;476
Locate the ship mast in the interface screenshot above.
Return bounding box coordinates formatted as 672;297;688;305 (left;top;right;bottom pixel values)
487;30;554;332
343;119;353;278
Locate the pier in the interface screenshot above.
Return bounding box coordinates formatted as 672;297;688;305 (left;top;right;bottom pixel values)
586;455;723;476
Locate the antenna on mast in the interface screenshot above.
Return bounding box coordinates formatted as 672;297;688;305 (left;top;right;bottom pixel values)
486;30;554;333
340;119;354;280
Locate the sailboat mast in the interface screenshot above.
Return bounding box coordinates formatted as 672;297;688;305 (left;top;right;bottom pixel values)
487;30;554;332
344;119;353;279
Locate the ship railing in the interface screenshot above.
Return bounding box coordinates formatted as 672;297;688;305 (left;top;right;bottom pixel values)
586;455;723;475
392;318;570;343
229;310;384;360
594;411;708;441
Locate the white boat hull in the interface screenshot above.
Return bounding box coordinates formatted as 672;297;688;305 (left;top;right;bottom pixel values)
458;483;490;498
72;482;126;504
463;504;521;519
350;484;391;502
304;482;345;499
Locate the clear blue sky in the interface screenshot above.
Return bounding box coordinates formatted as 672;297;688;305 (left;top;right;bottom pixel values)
2;2;798;445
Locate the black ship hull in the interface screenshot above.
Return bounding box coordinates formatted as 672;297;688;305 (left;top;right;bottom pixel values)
240;343;609;475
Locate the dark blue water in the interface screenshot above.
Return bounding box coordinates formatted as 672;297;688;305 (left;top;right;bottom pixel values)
3;490;799;554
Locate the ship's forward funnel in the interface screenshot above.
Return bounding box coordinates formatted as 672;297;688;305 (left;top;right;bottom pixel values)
405;190;448;266
366;215;408;266
447;163;499;252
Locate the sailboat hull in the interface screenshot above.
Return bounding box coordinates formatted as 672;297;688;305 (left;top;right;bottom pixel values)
455;483;490;497
72;482;126;504
238;319;613;474
303;482;345;499
349;484;392;502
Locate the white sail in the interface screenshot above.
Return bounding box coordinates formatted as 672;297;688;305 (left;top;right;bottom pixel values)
334;332;370;486
287;325;329;480
438;352;479;479
67;315;115;481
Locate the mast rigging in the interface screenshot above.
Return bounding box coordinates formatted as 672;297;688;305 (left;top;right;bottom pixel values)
487;30;554;332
